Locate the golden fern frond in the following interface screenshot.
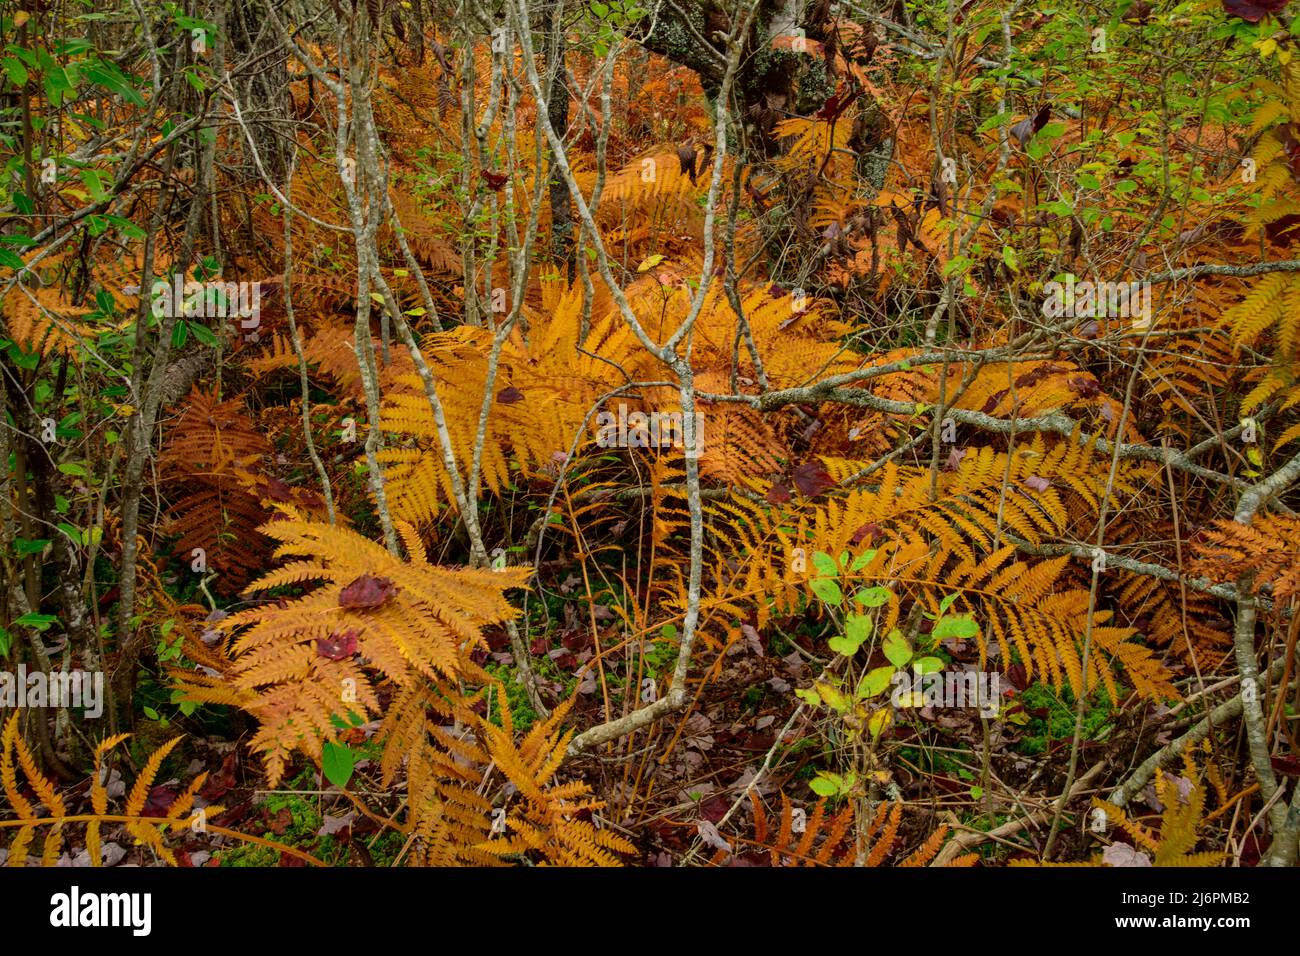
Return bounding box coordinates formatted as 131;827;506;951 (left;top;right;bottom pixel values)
0;719;288;867
1020;749;1228;867
215;512;530;785
0;284;97;357
481;694;635;867
703;429;1169;699
1193;515;1300;600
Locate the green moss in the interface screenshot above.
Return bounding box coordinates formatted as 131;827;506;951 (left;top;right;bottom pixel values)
484;660;540;731
1014;682;1115;756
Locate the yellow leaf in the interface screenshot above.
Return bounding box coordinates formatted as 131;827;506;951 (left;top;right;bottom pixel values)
637;254;665;273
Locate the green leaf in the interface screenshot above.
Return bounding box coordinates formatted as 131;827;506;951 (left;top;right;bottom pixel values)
189;322;219;347
810;577;843;606
809;774;839;797
82;61;145;107
795;687;821;707
849;548;877;572
15;613;58;631
933;614;980;640
43;66;74;106
852;585;891;608
56;462;87;476
827;633;859;655
13;537;49;556
912;656;944;675
321;741;355;788
856;666;895;698
883;629;912;668
79;168;110;202
0;626;10;658
2;56;29;87
811;551;838;577
845;613;872;644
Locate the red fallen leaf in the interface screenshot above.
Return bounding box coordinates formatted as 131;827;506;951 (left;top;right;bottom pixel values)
791;459;835;497
1271;755;1300;777
766;481;792;504
260;477;294;502
1069;376;1101;398
943;447;967;472
142;784;178;818
1014;363;1068;388
562;629;593;653
1005;663;1028;690
699;796;729;823
1222;0;1288;21
1077;320;1101;339
1275;123;1300;177
278;851;308;867
677;143;698;183
980;388;1009;414
210;797;254;829
296;488;326;510
1010;104;1051;148
199;752;238;801
850;522;881;546
496;385;525;404
1123;0;1154;22
1023;475;1052;493
480;169;508;190
1241;831;1263;867
530;636;549;655
338;574;395;609
815;84;861;121
317;629;359;660
267;807;294;835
